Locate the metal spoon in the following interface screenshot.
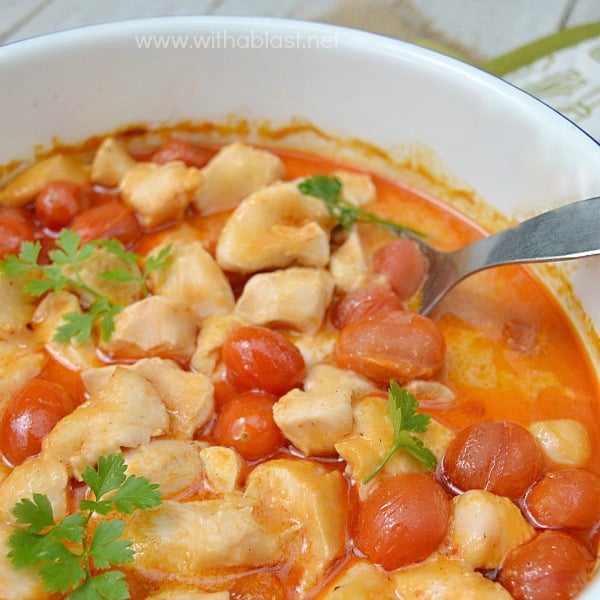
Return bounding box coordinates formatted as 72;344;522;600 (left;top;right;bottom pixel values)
399;196;600;315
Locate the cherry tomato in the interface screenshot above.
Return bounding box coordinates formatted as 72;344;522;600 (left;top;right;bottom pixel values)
331;281;403;329
34;181;87;230
525;468;600;530
222;326;306;395
213;379;238;411
71;201;142;247
0;378;76;466
151;138;212;168
498;530;593;600
0;206;34;257
354;473;450;570
442;420;544;500
212;391;284;461
335;310;445;384
372;239;428;301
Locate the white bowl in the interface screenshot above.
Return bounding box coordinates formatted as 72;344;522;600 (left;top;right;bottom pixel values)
2;16;600;597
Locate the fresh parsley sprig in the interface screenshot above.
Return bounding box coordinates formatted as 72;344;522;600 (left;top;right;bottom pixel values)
298;175;424;236
0;229;172;343
363;380;437;484
7;453;161;600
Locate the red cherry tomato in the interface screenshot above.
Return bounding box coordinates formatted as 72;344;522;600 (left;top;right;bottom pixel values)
0;378;76;466
71;201;142;247
151;139;212;168
212;391;284;461
525;469;600;530
354;473;450;570
331;281;403;329
34;181;87;230
442;420;544;500
498;530;593;600
372;239;428;301
222;326;306;395
0;206;34;257
335;310;445;384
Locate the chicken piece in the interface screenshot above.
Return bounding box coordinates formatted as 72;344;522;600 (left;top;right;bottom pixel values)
98;296;198;361
216;182;333;273
120;161;203;227
90;136;137;186
0;274;37;336
273;364;374;456
191;314;248;375
291;329;337;368
235;268;334;333
0;522;44;600
321;561;394;599
123;440;203;499
329;230;368;292
529;419;591;467
0;455;69;525
245;459;347;595
31;291;100;370
82;358;214;439
0;154;88;206
445;489;535;570
192;142;284;215
0;335;44;412
148;241;235;324
392;556;513;599
200;446;243;494
333;170;376;206
335;395;454;498
123;495;284;574
146;591;229;600
42;367;169;478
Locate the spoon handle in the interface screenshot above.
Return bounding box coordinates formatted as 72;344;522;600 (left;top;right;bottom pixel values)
455;196;600;276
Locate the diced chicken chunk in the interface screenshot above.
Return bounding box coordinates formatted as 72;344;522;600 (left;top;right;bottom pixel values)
321;561;393;599
216;182;333;273
120;161;203;227
291;329;337;368
82;358;214;439
200;446;243;494
335;395;453;498
90;136;137;187
0;522;44;600
0;455;69;525
124;495;284;574
245;459;347;595
191;314;248;375
333;170;376;206
235;268;334;333
124;440;203;499
42;367;169;478
0;154;87;206
529;419;591;467
192;142;284;215
445;489;535;570
392;556;513;599
98;296;198;361
0;274;37;335
31;291;100;370
273;364;374;456
148;242;235;323
329;231;368;292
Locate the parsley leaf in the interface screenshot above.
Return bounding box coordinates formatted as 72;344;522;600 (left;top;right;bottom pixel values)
298;175;425;236
0;229;172;344
363;380;437;484
7;452;162;600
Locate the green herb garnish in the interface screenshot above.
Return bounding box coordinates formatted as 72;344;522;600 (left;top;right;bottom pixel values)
0;229;172;343
7;453;161;599
298;175;424;236
363;380;437;484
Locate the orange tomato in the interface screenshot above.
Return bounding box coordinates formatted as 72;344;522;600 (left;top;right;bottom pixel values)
71;201;142;247
34;181;87;230
151;138;212;168
0;206;34;257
